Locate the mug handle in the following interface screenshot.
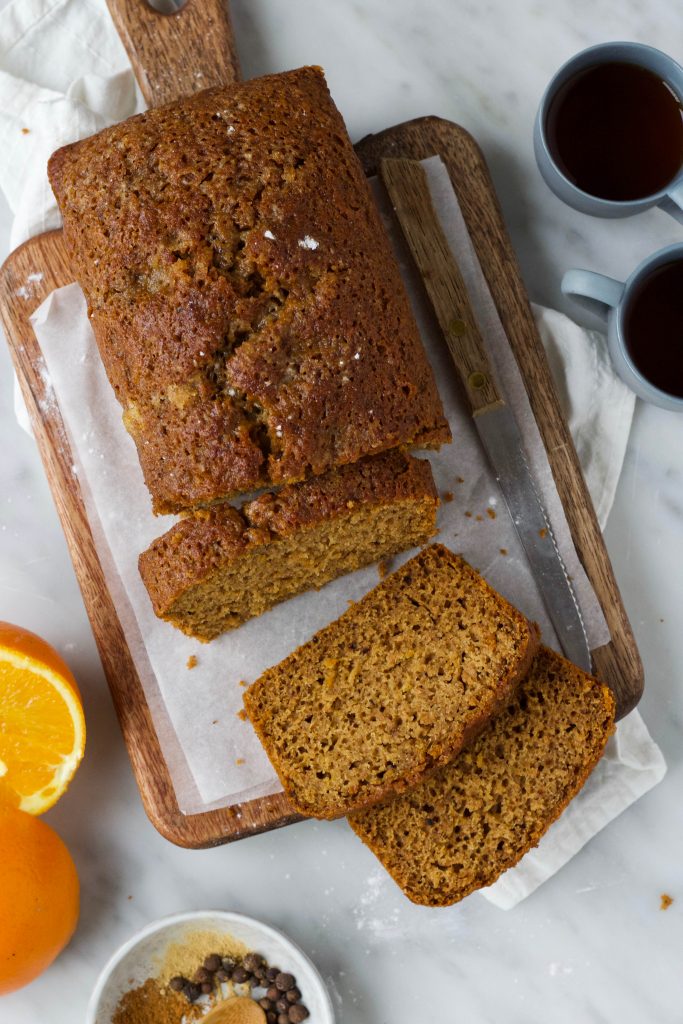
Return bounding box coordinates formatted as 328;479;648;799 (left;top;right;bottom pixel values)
659;178;683;225
561;269;624;322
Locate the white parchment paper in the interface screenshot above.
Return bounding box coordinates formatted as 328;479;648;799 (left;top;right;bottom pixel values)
29;156;608;814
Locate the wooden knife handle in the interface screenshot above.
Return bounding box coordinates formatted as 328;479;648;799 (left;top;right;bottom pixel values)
105;0;241;108
380;157;504;417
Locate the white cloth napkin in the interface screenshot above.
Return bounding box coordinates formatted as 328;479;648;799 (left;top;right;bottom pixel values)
0;0;666;909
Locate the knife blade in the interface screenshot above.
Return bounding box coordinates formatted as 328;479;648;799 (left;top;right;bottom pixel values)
380;156;591;672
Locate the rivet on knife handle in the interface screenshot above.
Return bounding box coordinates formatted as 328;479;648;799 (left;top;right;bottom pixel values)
380;157;504;417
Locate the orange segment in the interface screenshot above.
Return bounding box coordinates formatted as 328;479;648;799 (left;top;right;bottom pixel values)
0;622;85;814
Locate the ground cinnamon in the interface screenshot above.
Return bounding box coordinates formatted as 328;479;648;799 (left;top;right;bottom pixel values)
112;977;204;1024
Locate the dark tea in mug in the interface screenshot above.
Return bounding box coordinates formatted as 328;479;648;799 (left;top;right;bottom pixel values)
623;260;683;397
545;62;683;201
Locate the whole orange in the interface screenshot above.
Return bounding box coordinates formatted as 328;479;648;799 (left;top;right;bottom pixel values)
0;806;79;994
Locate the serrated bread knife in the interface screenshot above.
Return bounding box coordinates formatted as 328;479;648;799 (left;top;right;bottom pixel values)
380;157;591;673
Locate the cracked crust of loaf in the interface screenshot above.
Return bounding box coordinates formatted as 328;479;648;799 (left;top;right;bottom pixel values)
348;646;616;906
138;450;439;641
48;66;450;514
243;544;540;819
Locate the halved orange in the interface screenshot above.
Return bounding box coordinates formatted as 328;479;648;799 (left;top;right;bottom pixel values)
0;622;85;814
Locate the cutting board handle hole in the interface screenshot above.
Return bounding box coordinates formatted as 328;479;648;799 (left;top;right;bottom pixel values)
144;0;189;14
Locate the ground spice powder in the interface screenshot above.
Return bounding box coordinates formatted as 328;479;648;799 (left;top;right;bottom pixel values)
112;977;204;1024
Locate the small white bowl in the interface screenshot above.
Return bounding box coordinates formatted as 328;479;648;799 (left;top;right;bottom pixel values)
87;910;335;1024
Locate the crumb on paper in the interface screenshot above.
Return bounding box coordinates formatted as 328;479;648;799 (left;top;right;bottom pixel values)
500;548;508;556
347;599;356;609
239;679;247;688
465;511;472;518
378;558;390;579
487;507;496;519
539;527;548;539
212;719;218;725
298;235;319;250
475;514;483;522
127;894;133;900
236;758;245;766
660;893;674;910
456;476;464;484
186;654;198;669
443;491;454;503
237;708;247;721
21;126;30;135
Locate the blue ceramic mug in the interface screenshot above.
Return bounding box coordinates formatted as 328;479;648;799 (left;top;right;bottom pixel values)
562;243;683;411
534;42;683;222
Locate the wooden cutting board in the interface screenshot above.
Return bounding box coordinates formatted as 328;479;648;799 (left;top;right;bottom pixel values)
0;0;642;848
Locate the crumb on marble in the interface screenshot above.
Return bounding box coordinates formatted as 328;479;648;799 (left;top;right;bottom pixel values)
475;514;483;522
236;758;245;766
456;476;464;484
660;893;674;911
186;654;198;669
465;511;472;518
237;708;247;721
443;491;454;503
539;527;548;539
21;127;30;135
378;558;390;579
500;548;508;556
487;507;496;519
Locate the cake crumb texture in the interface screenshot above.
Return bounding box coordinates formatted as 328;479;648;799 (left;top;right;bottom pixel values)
243;544;539;818
349;646;615;906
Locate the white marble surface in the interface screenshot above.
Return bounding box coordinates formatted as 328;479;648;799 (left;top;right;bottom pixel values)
1;1;682;1021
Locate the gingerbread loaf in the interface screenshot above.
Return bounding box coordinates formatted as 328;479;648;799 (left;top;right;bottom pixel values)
243;544;540;819
48;66;450;514
139;450;439;641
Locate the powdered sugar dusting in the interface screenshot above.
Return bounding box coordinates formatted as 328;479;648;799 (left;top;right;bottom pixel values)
353;869;402;937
